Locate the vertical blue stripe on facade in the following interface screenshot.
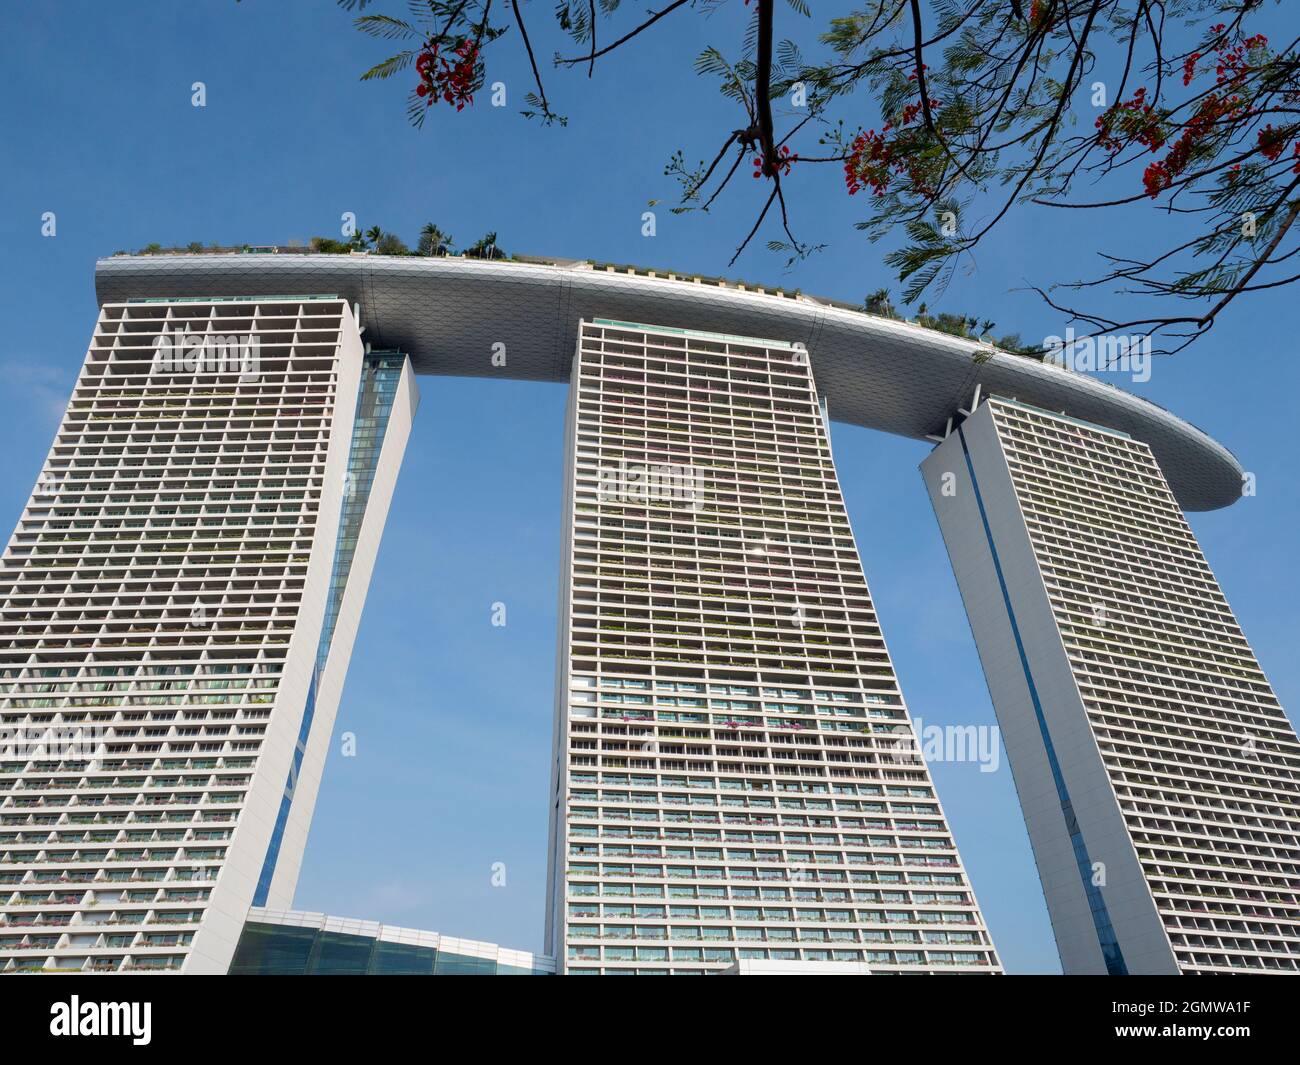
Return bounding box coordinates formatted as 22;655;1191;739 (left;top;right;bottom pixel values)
956;424;1129;976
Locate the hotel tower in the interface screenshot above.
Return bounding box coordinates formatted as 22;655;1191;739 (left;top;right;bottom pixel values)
545;320;999;974
923;396;1300;974
0;295;418;973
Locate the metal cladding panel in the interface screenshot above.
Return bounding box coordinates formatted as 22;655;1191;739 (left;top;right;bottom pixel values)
95;253;1244;511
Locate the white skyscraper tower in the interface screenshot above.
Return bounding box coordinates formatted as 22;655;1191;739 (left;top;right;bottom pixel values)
0;297;417;973
546;319;1001;974
9;250;1274;977
923;395;1300;974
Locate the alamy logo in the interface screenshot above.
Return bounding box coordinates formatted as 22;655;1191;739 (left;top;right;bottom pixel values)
884;717;1001;773
50;997;151;1045
0;724;107;760
151;327;260;382
597;460;704;510
1042;327;1151;383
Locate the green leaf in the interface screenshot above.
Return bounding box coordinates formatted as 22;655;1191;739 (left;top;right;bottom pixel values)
354;14;422;40
360;51;416;81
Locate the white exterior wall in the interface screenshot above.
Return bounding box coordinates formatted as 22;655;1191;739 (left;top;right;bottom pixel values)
723;957;872;975
184;305;368;975
924;396;1300;975
923;402;1172;974
545;340;584;966
0;299;413;975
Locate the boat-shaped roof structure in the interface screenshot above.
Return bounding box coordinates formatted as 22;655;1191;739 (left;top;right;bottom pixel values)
95;252;1242;511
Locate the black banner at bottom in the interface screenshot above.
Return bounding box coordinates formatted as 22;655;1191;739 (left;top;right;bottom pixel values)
0;973;1285;1053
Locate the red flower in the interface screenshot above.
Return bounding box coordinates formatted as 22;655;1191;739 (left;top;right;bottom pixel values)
1143;160;1172;197
1096;87;1164;156
415;37;480;111
1257;124;1288;162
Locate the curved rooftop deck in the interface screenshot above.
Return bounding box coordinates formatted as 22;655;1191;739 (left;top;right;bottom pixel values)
94;252;1243;511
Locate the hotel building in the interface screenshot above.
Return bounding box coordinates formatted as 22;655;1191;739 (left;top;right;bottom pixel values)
546;319;1000;973
0;295;417;973
2;251;1289;975
923;396;1300;974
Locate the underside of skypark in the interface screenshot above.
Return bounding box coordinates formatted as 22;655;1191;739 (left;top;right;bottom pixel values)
95;252;1243;513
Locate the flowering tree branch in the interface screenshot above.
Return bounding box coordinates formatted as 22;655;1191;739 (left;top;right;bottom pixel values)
339;0;1299;352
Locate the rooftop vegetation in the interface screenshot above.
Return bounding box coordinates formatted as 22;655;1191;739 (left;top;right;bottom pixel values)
115;224;1043;361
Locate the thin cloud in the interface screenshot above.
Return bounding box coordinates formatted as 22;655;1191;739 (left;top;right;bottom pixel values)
0;358;74;423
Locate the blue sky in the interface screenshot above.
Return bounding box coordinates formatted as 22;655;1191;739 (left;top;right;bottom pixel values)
1;1;1296;973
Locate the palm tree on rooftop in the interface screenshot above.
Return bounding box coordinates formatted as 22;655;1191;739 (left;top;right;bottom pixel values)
418;223;454;256
865;288;893;317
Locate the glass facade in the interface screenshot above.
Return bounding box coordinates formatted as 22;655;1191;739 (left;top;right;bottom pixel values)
252;352;405;906
228;918;554;975
316;351;405;678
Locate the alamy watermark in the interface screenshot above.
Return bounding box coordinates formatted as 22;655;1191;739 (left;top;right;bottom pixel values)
50;997;151;1045
1043;327;1151;383
597;460;704;510
882;717;1001;773
1;725;108;760
151;327;260;382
